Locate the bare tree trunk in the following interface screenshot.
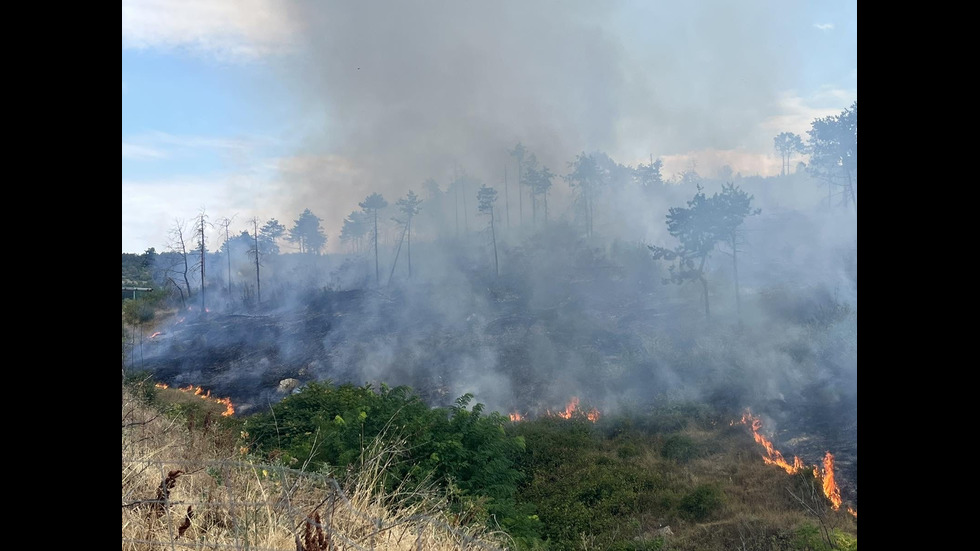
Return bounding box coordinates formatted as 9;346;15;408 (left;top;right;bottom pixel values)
167;276;186;308
388;222;408;287
731;234;741;319
701;275;710;319
698;255;710;319
491;209;498;277
374;211;380;285
504;166;510;229
252;219;262;305
518;164;523;226
222;219;233;293
532;192;537;226
198;215;207;312
462;178;468;234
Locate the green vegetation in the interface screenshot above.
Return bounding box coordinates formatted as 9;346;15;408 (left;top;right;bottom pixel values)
243;382;531;539
125;374;857;550
122;247;157;285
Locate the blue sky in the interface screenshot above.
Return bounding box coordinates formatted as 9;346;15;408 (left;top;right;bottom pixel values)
122;0;856;254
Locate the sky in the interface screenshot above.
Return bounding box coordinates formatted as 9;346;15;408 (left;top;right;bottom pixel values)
122;0;857;254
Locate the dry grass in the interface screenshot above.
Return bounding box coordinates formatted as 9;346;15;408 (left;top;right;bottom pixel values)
121;382;508;550
659;424;858;551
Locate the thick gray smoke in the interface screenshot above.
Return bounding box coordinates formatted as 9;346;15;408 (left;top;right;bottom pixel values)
125;0;856;501
267;0;809;241
135;173;855;415
132;169;856;501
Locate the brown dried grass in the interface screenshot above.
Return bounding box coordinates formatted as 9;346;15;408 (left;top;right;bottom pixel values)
122;382;507;550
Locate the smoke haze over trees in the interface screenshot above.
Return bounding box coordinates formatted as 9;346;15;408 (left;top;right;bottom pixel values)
123;1;856;254
122;0;857;517
124;118;857;496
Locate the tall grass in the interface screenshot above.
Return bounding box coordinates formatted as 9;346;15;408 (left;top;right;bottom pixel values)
121;381;507;550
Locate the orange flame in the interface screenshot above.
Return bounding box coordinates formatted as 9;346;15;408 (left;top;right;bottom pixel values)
735;409;854;515
149;331;161;339
735;411;805;474
549;397;580;419
506;398;601;423
545;397;600;423
153;383;235;416
815;451;843;511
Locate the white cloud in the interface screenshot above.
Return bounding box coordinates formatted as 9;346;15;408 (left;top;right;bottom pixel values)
814;23;834;31
650;87;856;179
760;89;856;138
121;0;299;61
122;142;168;160
122;131;266;165
139;131;250;151
122;173;286;253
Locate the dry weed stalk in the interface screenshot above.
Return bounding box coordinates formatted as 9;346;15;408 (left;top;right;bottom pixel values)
123;384;504;551
152;469;183;517
298;511;330;551
177;505;193;538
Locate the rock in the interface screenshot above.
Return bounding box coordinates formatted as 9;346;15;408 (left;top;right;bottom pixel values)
277;378;301;394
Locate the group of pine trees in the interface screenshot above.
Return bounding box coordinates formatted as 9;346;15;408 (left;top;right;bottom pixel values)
136;101;854;314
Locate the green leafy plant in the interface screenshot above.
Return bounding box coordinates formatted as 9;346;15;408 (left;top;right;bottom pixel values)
678;483;723;522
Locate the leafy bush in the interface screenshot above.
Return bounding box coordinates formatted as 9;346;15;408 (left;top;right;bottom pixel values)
640;401;719;433
242;382;530;538
660;434;701;463
678;483;723;521
607;539;666;551
617;441;641;459
790;524;858;551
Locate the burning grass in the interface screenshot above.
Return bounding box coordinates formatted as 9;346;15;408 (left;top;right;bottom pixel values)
123;374;856;550
508;407;857;550
733;409;852;515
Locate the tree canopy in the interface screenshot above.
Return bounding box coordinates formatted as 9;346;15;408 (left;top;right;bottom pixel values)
288;209;327;255
649;183;759;319
359;193;389;285
807;101;857;207
773;132;805;176
259;218;286;255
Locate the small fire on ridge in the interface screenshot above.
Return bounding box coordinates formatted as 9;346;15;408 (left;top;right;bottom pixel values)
509;397;600;423
155;383;236;417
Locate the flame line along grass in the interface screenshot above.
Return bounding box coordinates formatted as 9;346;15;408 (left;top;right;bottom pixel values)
155;383;236;417
733;409;854;517
509;397;601;423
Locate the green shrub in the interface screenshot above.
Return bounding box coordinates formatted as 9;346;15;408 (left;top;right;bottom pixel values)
617;441;641;459
791;525;857;551
607;539;666;551
831;529;858;551
678;483;723;521
243;382;528;536
660;434;700;463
